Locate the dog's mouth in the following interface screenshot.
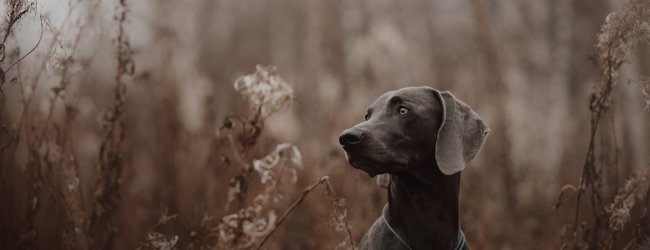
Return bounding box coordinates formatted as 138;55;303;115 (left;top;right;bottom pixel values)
343;151;407;177
347;159;383;177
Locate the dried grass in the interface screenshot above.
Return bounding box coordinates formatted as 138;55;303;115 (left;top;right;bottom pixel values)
560;0;650;249
0;0;648;249
90;0;134;248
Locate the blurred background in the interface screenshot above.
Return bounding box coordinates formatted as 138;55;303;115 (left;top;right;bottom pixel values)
1;0;649;249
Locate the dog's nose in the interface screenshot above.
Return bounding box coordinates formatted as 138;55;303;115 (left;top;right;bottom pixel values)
339;129;364;146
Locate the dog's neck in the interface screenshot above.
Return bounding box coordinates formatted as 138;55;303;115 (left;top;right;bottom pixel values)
384;164;460;249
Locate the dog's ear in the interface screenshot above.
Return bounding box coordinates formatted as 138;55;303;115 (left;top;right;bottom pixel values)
432;90;490;175
377;174;390;188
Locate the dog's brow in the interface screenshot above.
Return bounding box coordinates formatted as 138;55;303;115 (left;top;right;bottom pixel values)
389;96;402;104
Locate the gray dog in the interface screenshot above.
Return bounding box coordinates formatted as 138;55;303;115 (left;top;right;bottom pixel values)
339;86;489;250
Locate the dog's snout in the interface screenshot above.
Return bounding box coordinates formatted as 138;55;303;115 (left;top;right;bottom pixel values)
339;129;365;146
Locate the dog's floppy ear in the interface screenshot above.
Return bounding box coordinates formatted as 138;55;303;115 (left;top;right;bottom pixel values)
433;90;490;175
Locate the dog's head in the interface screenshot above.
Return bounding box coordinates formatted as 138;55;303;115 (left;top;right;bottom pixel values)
339;86;489;178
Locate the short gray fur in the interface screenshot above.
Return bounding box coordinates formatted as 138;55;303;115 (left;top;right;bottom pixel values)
339;86;488;250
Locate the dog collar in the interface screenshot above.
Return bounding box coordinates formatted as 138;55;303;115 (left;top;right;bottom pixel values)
382;215;413;250
455;229;467;250
381;215;467;250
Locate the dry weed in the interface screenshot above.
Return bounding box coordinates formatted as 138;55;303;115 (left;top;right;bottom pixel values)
254;176;355;250
212;66;302;248
563;0;650;248
90;0;135;248
136;232;179;250
0;0;34;86
215;143;302;248
220;65;294;210
607;172;649;232
202;66;354;250
2;0;648;249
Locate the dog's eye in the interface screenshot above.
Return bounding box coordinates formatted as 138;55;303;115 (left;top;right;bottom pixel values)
364;113;370;121
399;107;409;115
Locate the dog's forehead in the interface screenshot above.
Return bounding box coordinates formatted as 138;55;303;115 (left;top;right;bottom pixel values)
370;87;434;108
393;87;433;102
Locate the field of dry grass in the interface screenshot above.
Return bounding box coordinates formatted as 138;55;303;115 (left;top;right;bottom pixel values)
1;0;650;249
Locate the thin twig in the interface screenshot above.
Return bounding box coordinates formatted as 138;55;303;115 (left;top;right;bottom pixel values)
254;176;329;250
4;15;44;73
572;53;616;238
555;185;578;210
323;177;355;249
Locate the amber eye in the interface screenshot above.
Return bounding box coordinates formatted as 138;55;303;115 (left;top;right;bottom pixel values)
399;107;409;115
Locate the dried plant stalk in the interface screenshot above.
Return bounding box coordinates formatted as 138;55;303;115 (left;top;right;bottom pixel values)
565;0;650;248
223;65;295;210
254;176;328;250
58;152;90;250
323;178;355;250
90;0;134;248
254;176;355;250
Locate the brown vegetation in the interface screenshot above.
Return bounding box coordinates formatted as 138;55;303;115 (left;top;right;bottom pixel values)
0;0;649;249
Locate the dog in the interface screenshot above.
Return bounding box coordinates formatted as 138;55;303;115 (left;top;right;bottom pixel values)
339;86;489;250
